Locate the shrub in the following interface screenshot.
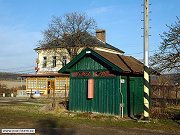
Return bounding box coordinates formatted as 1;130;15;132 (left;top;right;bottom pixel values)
150;107;174;119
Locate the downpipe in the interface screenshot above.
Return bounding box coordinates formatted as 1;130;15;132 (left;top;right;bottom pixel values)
119;76;124;118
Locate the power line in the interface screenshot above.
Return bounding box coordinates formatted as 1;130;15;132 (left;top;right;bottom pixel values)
15;69;35;73
125;50;157;55
0;67;35;75
0;66;34;71
12;70;35;74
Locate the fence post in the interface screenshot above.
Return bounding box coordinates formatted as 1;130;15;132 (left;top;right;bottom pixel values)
30;89;33;98
65;84;67;107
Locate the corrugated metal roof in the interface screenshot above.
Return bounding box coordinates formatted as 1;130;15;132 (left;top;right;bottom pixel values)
94;50;131;72
95;50;143;74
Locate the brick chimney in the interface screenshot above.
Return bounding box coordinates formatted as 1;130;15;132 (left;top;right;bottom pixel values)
96;29;106;42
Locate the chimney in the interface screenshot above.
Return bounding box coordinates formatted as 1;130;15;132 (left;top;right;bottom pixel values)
96;29;106;42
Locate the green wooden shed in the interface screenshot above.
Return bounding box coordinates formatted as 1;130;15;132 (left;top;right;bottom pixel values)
59;48;144;117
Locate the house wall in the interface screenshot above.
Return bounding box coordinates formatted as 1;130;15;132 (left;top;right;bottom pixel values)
69;76;121;114
36;47;123;74
26;77;69;97
69;76;144;117
68;55;120;114
36;48;70;74
69;75;144;116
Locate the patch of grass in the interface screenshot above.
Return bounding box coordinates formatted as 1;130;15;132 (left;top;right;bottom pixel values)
0;102;179;133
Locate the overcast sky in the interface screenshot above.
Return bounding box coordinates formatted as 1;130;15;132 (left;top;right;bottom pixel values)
0;0;179;73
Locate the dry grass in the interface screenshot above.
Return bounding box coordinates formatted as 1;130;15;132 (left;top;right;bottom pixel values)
0;100;179;133
0;80;25;89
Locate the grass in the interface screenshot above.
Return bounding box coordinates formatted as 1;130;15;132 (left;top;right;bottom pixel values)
0;100;179;134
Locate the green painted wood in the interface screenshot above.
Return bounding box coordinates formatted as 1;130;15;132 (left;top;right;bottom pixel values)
69;75;144;116
71;56;107;72
94;77;120;114
69;76;120;115
129;78;135;116
129;77;144;116
59;48;123;74
67;49;144;116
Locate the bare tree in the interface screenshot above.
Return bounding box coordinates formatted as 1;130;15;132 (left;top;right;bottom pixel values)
150;17;180;73
38;12;102;59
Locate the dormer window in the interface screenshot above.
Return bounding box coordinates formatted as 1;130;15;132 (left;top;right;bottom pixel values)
62;56;67;67
43;57;47;68
52;56;56;67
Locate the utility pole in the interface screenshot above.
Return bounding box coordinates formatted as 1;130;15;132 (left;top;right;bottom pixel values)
143;0;150;120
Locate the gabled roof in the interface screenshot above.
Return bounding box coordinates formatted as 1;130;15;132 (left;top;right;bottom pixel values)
35;42;124;54
103;42;124;54
59;48;143;74
95;50;143;74
34;32;124;54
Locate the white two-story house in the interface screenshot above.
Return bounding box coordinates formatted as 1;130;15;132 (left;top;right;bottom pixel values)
22;30;124;97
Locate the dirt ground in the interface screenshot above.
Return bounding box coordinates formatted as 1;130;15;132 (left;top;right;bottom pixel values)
34;124;180;135
34;127;179;135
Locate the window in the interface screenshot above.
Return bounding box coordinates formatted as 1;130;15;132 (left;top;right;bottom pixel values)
27;79;36;89
37;79;47;89
56;79;66;90
55;78;69;90
52;56;56;67
27;78;47;90
62;56;67;66
43;57;47;68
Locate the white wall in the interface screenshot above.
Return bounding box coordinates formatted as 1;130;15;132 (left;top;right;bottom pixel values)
35;47;123;74
36;48;70;73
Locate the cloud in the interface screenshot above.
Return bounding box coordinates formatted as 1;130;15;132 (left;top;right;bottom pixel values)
86;6;113;16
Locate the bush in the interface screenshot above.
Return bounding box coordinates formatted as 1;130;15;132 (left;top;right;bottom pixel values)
150;107;174;119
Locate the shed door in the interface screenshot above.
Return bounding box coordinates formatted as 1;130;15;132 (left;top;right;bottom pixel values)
69;78;89;112
129;77;143;116
94;77;120;115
